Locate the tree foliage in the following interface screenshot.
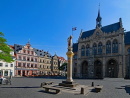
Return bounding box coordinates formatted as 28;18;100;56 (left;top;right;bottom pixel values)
59;63;67;71
0;32;14;62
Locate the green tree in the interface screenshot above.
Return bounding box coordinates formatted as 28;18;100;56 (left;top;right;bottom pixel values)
0;32;14;62
59;63;67;71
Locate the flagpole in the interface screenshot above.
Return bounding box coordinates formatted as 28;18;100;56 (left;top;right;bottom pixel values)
72;27;77;45
72;27;73;46
72;26;73;37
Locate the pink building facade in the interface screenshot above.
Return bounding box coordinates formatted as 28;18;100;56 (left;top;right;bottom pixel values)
14;42;39;76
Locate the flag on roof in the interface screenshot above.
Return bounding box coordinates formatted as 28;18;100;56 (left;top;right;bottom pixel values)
72;27;77;31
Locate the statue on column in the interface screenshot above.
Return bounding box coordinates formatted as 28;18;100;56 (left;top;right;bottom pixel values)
68;36;72;48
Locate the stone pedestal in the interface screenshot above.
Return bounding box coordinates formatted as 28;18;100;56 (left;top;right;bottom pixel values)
59;81;78;87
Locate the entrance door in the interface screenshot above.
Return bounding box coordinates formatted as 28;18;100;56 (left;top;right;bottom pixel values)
94;60;103;78
107;59;117;78
81;61;88;78
22;71;25;76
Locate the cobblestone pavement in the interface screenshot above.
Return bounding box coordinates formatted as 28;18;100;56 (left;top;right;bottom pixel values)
0;77;130;98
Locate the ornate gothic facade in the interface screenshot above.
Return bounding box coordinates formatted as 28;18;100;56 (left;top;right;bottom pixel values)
73;10;130;78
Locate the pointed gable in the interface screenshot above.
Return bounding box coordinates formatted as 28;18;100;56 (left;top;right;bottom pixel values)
73;43;78;52
125;31;130;45
14;44;24;53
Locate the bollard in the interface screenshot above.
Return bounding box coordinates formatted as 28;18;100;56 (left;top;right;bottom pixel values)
81;87;84;94
91;82;94;87
40;83;43;87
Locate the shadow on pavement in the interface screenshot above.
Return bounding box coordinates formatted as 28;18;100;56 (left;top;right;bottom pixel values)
38;90;58;94
115;85;130;95
125;85;130;95
0;86;40;88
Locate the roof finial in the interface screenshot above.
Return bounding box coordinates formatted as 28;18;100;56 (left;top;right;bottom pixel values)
119;18;123;28
28;38;30;44
99;2;100;9
79;29;83;38
26;38;31;47
55;51;57;56
98;3;100;18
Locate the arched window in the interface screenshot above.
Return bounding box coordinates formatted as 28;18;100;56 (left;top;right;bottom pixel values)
128;48;130;54
86;45;90;56
112;39;118;53
81;45;85;56
98;42;102;54
93;43;97;55
106;41;111;54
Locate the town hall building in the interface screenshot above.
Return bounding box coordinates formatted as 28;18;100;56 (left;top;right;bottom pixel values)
73;10;130;79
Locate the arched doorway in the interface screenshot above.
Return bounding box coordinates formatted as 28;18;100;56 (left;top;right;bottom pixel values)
106;59;118;78
81;61;88;78
94;60;103;78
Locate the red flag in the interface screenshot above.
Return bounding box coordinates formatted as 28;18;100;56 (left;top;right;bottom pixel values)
72;27;77;31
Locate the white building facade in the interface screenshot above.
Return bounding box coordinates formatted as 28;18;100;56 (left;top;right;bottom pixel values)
0;45;15;77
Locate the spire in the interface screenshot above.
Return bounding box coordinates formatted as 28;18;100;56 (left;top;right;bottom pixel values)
27;38;30;44
26;39;31;48
54;51;57;56
96;3;102;28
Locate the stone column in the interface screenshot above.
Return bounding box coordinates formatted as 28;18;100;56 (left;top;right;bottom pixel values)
66;36;74;82
66;51;74;82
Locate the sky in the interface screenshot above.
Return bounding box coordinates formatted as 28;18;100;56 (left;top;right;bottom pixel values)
0;0;130;59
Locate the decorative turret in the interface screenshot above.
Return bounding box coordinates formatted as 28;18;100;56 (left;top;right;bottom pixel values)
96;8;102;28
119;18;123;28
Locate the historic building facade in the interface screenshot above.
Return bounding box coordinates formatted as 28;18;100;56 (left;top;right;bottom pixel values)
58;56;67;75
14;43;39;76
124;31;130;78
73;10;130;78
14;42;60;77
51;54;59;75
34;49;52;75
58;56;67;67
0;45;15;77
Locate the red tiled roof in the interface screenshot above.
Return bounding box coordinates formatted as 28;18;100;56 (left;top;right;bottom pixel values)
8;45;14;49
57;56;66;60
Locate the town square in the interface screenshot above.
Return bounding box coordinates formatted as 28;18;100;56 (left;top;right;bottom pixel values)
0;77;130;98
